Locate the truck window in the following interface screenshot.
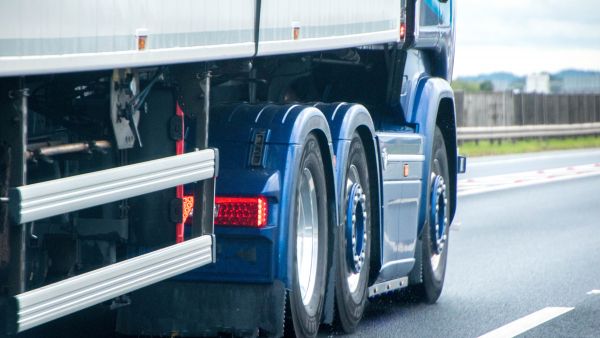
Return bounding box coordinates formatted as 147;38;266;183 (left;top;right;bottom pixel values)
420;0;439;28
439;0;452;27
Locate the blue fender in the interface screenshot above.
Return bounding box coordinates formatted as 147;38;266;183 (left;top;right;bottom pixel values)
314;102;381;324
408;77;455;235
314;102;378;217
209;103;337;288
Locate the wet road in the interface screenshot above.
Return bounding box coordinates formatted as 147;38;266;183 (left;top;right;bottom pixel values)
14;149;600;338
345;149;600;337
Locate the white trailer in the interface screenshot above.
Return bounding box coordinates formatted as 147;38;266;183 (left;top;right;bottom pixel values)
1;1;460;336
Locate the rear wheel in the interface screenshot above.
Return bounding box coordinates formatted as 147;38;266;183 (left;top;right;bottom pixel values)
414;126;451;303
334;133;371;333
287;133;329;338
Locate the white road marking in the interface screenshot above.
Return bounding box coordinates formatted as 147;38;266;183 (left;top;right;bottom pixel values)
478;307;574;338
458;163;600;197
587;290;600;295
467;150;600;167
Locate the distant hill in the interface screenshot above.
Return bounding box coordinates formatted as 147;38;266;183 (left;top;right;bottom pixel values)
458;72;522;84
555;69;600;93
555;69;600;78
455;72;524;92
454;70;600;93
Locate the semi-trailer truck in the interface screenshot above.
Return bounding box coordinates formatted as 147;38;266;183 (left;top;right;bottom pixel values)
0;0;465;336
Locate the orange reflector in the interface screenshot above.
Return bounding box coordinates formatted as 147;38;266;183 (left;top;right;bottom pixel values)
215;196;268;228
137;35;147;51
182;195;195;224
403;163;409;177
400;23;406;41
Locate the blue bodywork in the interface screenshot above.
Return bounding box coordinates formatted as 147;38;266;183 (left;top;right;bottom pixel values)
182;104;337;286
183;0;457;317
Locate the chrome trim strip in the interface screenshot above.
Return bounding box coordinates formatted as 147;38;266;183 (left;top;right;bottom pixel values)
13;235;213;333
387;154;425;162
10;149;215;224
368;276;409;297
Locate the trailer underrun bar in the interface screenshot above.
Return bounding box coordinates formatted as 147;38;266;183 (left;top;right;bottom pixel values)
8;235;214;334
3;149;218;334
9;149;216;224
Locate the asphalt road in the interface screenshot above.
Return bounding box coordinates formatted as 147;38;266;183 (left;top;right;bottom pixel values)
13;149;600;338
339;149;600;338
463;148;600;179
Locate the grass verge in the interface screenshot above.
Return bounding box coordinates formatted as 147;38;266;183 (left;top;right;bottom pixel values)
458;135;600;157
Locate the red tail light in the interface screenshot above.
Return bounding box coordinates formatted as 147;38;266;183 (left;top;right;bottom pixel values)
215;196;268;228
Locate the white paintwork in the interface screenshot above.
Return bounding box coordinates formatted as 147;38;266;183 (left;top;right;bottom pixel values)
0;0;256;76
258;30;398;56
458;163;600;197
387;154;425;163
0;0;403;76
478;307;574;338
258;0;400;56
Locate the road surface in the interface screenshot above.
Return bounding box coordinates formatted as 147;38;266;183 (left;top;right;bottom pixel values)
16;149;600;338
338;148;600;337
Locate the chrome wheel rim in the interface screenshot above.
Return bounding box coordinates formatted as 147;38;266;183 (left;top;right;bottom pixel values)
429;171;448;271
345;165;367;294
297;167;319;310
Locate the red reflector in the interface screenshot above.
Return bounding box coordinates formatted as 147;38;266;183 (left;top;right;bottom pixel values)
215;196;268;228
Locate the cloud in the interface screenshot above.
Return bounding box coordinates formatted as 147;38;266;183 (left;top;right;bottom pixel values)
454;0;600;76
454;46;600;77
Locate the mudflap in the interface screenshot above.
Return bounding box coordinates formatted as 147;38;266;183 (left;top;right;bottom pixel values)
116;280;286;337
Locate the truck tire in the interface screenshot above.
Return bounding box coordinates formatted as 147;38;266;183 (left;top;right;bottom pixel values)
287;133;329;338
334;133;371;333
415;126;451;303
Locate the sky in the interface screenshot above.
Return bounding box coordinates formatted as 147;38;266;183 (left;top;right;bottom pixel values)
453;0;600;78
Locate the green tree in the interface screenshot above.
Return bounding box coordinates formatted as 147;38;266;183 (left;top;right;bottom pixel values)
479;80;494;92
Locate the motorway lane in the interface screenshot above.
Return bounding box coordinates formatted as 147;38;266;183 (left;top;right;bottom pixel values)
14;149;600;338
339;150;600;338
464;148;600;179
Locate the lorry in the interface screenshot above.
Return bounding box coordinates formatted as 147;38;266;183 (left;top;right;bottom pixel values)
0;0;465;336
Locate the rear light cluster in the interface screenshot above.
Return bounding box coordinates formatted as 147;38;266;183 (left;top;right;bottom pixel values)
215;196;268;228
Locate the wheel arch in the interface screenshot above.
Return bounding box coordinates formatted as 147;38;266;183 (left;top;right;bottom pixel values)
409;78;456;236
354;124;382;285
208;103;338;290
276;106;338;290
436;97;457;223
316;103;382;299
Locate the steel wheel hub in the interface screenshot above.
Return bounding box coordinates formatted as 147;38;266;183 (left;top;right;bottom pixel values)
430;175;448;257
346;181;367;276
